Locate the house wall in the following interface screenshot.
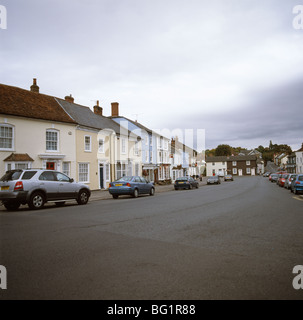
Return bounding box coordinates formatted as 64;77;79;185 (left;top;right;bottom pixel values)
227;160;257;176
0;115;76;178
296;151;303;173
206;161;227;176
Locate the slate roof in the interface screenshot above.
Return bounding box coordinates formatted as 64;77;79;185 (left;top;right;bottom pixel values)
206;155;257;162
0;84;76;124
57;99;136;138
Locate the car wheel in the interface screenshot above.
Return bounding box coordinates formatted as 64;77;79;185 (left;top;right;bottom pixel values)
112;195;119;199
77;189;89;205
150;187;155;196
294;188;298;195
196;184;199;188
28;192;45;210
4;201;21;211
132;188;139;198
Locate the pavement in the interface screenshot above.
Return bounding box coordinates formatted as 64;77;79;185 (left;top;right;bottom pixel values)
89;179;208;201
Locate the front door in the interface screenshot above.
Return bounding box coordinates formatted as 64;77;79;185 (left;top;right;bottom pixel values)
46;162;55;170
99;165;104;189
238;169;243;176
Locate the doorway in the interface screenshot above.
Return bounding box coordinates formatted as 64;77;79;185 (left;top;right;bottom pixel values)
46;162;55;170
99;164;104;189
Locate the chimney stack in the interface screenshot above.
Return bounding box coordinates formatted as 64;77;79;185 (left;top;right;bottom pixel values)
65;94;74;103
30;78;39;93
111;102;119;117
93;100;103;116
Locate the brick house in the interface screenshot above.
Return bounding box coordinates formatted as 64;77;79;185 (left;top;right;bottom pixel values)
226;155;257;176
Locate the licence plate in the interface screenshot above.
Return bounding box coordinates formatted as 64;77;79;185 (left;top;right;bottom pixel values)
178;182;184;184
115;184;123;187
1;186;9;191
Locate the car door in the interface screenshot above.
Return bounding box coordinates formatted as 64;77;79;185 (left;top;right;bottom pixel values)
133;176;143;194
139;177;149;193
38;171;59;200
54;172;77;199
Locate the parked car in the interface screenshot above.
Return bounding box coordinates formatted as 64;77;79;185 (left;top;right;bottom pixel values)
0;169;91;211
207;176;221;185
263;172;271;177
109;176;155;199
269;173;279;183
284;174;297;190
278;174;288;187
224;174;233;181
290;174;303;194
174;176;199;190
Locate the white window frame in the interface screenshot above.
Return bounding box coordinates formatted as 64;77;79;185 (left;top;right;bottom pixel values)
134;141;139;156
0;124;14;151
246;160;251;165
105;163;110;181
233;168;237;175
232;161;237;166
84;135;92;152
46;129;59;152
246;167;251;174
78;163;89;183
116;162;127;179
62;162;70;177
98;138;105;153
121;138;127;154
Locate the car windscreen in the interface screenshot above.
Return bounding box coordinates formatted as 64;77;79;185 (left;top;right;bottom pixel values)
299;176;303;181
117;176;133;182
176;177;188;181
0;170;23;181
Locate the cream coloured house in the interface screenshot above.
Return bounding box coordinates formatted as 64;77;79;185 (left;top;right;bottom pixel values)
57;99;142;189
0;82;77;179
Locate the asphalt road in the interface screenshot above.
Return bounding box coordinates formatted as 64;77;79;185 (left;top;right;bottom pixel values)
0;176;302;300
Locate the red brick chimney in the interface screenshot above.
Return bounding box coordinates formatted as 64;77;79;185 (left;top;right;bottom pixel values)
111;102;119;117
94;100;103;116
65;94;74;103
30;78;39;93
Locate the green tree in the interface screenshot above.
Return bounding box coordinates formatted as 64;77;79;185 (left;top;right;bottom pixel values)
215;144;232;156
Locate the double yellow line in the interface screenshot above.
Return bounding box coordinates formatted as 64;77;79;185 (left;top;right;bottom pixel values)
293;195;303;202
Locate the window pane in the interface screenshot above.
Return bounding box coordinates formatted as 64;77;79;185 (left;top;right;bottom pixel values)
0;126;13;149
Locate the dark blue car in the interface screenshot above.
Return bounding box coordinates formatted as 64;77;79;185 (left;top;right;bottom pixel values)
290;174;303;194
109;176;155;199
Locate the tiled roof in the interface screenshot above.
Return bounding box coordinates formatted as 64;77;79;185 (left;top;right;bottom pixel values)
0;83;76;124
3;153;34;162
206;155;257;162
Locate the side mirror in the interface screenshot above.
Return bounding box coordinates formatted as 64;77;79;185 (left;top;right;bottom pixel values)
69;178;74;183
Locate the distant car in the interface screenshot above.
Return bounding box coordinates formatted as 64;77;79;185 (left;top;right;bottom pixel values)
174;176;199;190
263;172;271;177
278;174;288;187
290;174;303;194
0;169;91;211
108;176;155;199
207;176;221;185
224;174;233;181
269;173;279;183
284;174;297;190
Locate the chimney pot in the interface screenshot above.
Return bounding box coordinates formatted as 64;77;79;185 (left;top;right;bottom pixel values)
65;94;74;103
111;102;119;117
30;78;39;93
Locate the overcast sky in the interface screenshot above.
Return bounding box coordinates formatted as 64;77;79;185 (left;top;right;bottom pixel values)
1;0;303;151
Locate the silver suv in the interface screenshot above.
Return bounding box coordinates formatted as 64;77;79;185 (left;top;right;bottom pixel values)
0;169;91;211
